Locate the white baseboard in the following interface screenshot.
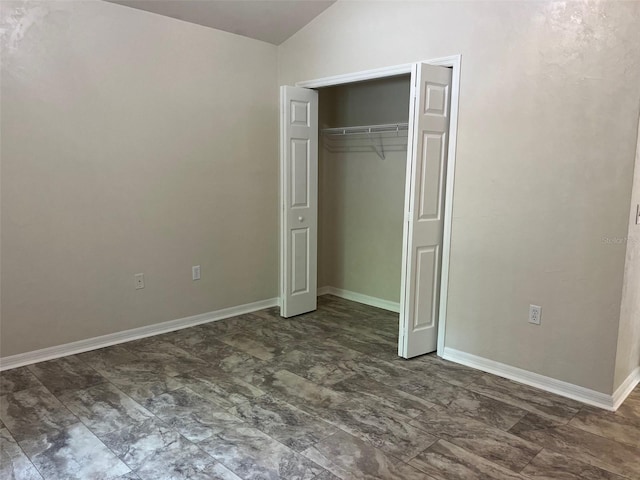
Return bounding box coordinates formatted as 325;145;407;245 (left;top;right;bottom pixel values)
442;347;624;411
318;286;400;313
0;297;279;371
612;366;640;410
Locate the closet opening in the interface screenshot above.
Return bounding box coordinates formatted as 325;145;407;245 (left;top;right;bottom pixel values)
316;75;411;352
280;58;461;360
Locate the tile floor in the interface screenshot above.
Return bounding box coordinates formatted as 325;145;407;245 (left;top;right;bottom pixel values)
1;295;639;479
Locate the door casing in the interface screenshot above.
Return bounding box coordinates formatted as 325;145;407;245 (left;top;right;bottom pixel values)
280;55;462;357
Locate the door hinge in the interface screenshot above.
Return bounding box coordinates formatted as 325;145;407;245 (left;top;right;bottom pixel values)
405;211;412;223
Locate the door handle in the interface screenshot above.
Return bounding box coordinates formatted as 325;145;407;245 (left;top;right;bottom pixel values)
298;216;304;222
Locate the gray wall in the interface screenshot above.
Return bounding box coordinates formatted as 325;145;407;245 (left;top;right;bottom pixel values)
279;0;640;394
0;0;279;356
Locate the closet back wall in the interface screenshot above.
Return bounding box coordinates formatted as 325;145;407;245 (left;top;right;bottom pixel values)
318;77;410;303
0;0;279;357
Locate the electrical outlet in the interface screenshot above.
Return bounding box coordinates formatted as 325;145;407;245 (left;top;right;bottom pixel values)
529;304;541;325
192;265;201;281
134;273;145;290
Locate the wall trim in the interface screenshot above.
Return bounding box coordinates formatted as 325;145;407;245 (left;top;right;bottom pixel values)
318;286;400;313
0;297;279;371
294;55;461;89
612;366;640;410
295;63;413;89
442;347;623;411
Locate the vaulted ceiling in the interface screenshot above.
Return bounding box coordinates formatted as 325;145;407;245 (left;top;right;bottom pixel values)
106;0;336;45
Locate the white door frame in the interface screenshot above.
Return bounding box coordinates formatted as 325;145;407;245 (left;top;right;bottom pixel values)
290;55;461;357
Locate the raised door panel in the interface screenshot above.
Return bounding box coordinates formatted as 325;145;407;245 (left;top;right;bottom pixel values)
291;139;310;208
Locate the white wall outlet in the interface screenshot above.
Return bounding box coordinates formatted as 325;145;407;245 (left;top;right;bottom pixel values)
192;265;201;281
134;273;145;290
529;304;541;325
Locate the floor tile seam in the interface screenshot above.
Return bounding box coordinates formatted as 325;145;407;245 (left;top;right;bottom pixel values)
465;378;585;414
0;396;43;445
297;427;363;477
215;387;319;434
130;384;255;480
512;446;634;480
195;420;325;480
405;444;448;478
410;416;550;472
49;377;206;479
2;427;47;480
395;431;440;465
506;422;639;480
267;366;353;409
365;355;476;391
455;384;531;425
122;338;211;369
59;390;159;478
53;374;159;425
582;458;636;480
0;371;46;396
310;415;436;467
562;415;640;450
512;442;545;476
251;393;340;436
517;412;640;449
331;376;436;415
296;337;372;358
108;408;243;480
194;446;250;480
612;402;640;421
14;419;106;477
458;385;577;427
26;354;110;396
167;386;328;477
409;405;516;436
420;436;544;479
3;381;83;443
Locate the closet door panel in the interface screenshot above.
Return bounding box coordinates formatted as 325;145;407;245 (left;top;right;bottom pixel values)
418;132;446;220
291;139;310;208
280;86;318;318
400;64;452;358
413;245;439;329
291;228;310;294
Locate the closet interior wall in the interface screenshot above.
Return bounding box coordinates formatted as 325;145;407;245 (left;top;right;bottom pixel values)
318;75;411;305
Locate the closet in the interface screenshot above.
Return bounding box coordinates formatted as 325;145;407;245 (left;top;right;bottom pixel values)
316;76;411;314
280;61;455;359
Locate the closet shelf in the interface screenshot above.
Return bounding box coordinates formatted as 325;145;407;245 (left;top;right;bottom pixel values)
321;123;409;160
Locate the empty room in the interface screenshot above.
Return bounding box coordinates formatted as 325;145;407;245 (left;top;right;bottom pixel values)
1;0;639;479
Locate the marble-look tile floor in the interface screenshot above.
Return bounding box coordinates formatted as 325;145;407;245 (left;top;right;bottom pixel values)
1;295;639;479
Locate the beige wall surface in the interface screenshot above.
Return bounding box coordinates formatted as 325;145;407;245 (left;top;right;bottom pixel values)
614;115;640;391
279;0;640;393
319;76;411;128
0;0;279;356
318;78;410;302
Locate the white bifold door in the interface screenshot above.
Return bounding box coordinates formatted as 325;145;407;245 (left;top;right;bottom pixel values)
398;63;452;358
280;86;318;317
280;63;452;359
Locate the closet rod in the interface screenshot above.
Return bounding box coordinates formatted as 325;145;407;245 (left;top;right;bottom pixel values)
321;122;409;136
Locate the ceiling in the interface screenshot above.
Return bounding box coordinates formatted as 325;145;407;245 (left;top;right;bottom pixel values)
106;0;336;45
